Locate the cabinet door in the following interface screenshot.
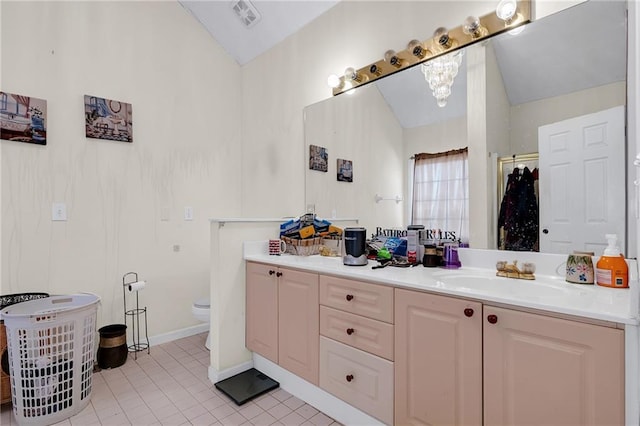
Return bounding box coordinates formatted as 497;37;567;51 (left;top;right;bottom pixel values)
245;262;278;363
279;268;319;385
484;306;624;426
395;289;482;426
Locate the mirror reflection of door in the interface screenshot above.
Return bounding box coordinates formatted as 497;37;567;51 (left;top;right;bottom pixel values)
497;153;539;251
538;106;626;255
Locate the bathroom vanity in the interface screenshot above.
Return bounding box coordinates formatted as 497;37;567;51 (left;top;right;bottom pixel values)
244;244;639;426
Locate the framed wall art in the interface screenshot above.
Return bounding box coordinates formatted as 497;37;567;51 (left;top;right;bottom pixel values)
337;158;353;182
85;95;133;142
0;91;47;145
309;144;328;172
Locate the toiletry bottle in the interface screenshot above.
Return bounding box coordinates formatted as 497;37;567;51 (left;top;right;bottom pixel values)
595;234;628;288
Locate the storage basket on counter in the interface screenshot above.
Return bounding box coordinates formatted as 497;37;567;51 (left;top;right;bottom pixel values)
0;294;100;425
281;236;322;256
1;293;50;405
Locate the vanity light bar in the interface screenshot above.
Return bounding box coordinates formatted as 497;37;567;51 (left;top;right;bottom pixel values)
332;0;532;96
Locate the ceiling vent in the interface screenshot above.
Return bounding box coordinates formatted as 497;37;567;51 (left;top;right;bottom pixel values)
230;0;261;28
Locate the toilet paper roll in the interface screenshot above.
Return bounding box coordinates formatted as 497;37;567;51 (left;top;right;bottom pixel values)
128;281;146;292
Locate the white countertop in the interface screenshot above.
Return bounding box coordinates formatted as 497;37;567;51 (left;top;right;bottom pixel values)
244;242;640;325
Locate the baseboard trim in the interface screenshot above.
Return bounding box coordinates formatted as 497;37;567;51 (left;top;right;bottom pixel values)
140;323;209;347
208;360;254;384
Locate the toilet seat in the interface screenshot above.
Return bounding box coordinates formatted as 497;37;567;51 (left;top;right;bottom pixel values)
192;298;211;350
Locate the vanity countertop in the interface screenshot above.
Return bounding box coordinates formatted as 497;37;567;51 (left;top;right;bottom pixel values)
244;244;639;326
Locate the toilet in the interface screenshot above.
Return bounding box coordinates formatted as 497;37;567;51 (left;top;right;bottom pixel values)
192;297;211;350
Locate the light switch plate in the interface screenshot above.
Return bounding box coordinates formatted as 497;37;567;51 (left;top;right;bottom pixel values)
52;203;67;221
184;206;193;221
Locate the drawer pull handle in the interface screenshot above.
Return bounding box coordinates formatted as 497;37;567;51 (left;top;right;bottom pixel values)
464;308;474;317
487;314;498;324
276;272;283;277
269;270;275;276
346;294;354;301
346;374;354;382
346;328;355;335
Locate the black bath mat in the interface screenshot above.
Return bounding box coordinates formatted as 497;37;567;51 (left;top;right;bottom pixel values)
214;368;279;406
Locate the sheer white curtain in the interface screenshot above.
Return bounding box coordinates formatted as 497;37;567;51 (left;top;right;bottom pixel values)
411;148;468;242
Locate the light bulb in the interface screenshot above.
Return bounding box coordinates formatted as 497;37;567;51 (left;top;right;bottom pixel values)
327;74;340;88
463;16;486;38
384;49;401;67
496;0;517;23
434;27;452;49
407;40;427;58
344;67;356;80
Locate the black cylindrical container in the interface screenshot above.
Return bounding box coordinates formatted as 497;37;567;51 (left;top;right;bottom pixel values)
422;244;440;267
343;227;368;266
97;324;128;369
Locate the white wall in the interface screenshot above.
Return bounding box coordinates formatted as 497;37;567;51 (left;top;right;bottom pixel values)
509;82;626;153
1;1;242;334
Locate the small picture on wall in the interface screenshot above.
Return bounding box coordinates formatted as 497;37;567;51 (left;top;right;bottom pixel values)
85;95;133;142
337;158;353;182
309;144;328;172
0;92;47;145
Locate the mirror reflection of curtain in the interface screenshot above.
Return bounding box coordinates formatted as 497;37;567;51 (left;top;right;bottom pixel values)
412;148;468;243
497;155;539;251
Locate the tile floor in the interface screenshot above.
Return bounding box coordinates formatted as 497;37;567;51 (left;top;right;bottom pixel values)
1;333;342;426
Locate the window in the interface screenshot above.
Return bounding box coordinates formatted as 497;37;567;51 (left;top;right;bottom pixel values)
411;148;468;243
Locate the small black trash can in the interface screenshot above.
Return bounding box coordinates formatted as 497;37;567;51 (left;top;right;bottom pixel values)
97;324;128;369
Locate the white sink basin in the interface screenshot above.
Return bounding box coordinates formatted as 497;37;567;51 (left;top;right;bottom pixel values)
430;271;584;301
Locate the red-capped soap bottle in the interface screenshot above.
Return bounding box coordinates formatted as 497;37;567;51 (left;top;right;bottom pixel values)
595;234;628;288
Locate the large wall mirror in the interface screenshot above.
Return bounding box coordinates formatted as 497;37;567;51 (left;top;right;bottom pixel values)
304;0;630;256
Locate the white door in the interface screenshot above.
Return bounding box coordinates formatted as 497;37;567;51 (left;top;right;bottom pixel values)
539;106;625;254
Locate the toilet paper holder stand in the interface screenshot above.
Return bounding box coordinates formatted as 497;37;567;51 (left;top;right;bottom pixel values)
123;272;150;359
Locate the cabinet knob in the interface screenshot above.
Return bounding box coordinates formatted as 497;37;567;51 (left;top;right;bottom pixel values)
542;228;549;234
346;294;354;301
346;374;354;382
464;308;474;317
487;314;498;324
268;270;275;276
346;328;355;335
276;272;283;277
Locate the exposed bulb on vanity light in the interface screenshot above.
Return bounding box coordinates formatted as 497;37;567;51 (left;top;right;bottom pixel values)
384;49;401;67
496;0;517;23
327;74;341;88
434;27;453;49
407;39;427;59
344;67;362;82
462;16;486;38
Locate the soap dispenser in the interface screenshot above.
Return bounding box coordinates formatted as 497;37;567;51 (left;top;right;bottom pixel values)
595;234;628;288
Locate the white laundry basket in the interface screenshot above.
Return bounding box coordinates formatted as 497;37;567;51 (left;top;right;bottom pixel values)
0;294;100;425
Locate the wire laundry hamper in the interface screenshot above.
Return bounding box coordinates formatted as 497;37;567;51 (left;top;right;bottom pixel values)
0;294;100;425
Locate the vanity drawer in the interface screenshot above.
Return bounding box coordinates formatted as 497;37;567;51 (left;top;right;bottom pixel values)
319;336;393;425
320;306;394;361
319;275;393;323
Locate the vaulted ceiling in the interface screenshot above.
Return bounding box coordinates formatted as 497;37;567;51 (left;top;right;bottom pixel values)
179;1;627;128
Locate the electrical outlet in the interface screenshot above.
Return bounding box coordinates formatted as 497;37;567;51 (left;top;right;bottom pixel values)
184;207;193;221
52;203;67;221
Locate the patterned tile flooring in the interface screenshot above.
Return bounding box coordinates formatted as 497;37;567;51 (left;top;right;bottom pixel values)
1;333;342;426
